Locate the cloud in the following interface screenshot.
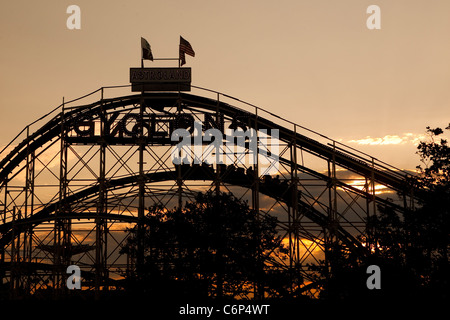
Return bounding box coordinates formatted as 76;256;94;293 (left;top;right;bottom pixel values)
348;133;426;146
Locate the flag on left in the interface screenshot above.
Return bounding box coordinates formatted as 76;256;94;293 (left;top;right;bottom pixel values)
141;37;153;61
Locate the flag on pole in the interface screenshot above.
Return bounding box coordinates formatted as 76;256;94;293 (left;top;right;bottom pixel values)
141;37;153;61
179;36;195;66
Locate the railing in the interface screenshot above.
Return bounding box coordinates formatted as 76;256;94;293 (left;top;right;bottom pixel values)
0;85;132;159
189;85;413;180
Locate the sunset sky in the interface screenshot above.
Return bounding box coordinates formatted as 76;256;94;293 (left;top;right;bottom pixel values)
1;0;450;171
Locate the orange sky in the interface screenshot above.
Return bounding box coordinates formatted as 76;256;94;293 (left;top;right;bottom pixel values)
1;0;450;171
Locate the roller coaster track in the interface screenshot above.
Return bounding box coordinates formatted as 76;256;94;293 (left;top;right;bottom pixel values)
0;91;418;245
0;165;362;249
0;91;415;193
0;87;420;297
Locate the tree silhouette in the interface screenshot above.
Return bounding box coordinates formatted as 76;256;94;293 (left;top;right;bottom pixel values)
367;124;450;301
314;125;450;303
121;191;292;301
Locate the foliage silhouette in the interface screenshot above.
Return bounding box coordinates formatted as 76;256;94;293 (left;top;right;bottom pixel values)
121;191;293;301
313;125;450;303
368;124;450;301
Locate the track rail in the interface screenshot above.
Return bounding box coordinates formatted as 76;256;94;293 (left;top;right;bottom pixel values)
1;91;415;195
0;89;419;250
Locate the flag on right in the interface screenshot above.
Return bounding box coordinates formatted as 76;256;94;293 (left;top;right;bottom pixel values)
141;37;154;61
179;36;195;66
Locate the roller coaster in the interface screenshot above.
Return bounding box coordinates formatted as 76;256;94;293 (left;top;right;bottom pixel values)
0;83;418;299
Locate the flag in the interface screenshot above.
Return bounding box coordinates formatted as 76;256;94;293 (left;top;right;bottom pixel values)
179;36;195;66
141;37;153;61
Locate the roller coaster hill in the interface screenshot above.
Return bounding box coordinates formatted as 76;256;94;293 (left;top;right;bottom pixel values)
0;78;420;300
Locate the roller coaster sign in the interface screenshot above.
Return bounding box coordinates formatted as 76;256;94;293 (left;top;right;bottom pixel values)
69;111;280;173
130;67;191;91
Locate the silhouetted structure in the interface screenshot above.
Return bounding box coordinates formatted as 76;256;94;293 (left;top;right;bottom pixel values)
0;85;420;301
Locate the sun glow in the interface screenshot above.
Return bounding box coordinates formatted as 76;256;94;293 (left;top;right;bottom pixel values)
343;179;393;195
